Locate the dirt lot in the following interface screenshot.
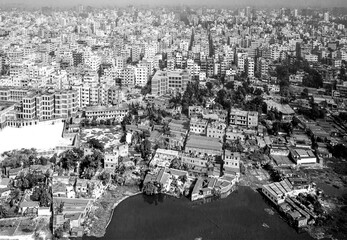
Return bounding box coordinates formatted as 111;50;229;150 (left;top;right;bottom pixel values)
239;163;271;189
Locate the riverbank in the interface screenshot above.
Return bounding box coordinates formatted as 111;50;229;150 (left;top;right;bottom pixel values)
83;186;313;240
104;190;142;231
83;185;140;238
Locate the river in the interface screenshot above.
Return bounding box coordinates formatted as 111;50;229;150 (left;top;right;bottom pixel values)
83;186;313;240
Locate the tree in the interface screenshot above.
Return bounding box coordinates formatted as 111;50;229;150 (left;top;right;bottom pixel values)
39;156;48;165
254;88;263;96
9;189;21;207
87;138;104;152
140;139;152;160
272;121;281;135
143;182;156;195
56;202;64;213
178;174;188;184
206;81;213;93
225;81;234;90
54;226;64;239
0;205;8;218
98;172;111;185
169;158;181;169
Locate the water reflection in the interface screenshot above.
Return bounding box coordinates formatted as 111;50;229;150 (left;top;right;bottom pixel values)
142;193;166;205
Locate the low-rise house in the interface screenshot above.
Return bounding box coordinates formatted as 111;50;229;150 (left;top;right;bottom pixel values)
270;144;290;156
19;200;39;216
264;100;295;122
188;105;203;117
8;167;22;179
53;182;68;198
150;148;180;168
181;153;210;170
262;180;293;205
191;176;237;201
0;178;10;188
168;132;185;150
191;177;207;201
53;176;73;185
148;130;163;146
54;197;93;231
66;185;76;198
38;207;51;216
293;133;312;148
154;168;171;192
202;109;228;123
117;143;129;157
75;179;88;195
71;226;84;237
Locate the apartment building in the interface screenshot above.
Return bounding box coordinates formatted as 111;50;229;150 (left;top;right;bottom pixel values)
245;57;254;78
256;57;270;77
134;66;148;87
236;52;247;72
121;66;135;86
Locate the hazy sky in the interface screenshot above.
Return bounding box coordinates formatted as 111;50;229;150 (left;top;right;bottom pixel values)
0;0;346;8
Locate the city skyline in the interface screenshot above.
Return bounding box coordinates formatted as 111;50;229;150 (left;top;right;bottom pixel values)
0;0;347;8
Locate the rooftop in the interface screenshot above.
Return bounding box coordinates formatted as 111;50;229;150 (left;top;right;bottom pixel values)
185;135;222;152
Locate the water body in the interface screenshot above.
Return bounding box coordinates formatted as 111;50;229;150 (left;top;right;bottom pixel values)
84;186;313;240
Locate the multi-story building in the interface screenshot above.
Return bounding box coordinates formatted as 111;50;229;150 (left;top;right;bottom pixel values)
131;45;142;62
84;104;129;121
0;87;29;102
134;66;148;87
36;93;55;120
236;52;247;73
304;53;318;62
121;66;135;86
151;69;191;96
229;109;258;128
84;55;101;72
207;121;226;139
54;90;78;118
104;152;118;171
336;82;347;98
22;93;37;120
245;57;255;78
21;90;78;120
189;117;208;135
256;57;270;77
224;150;240;173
